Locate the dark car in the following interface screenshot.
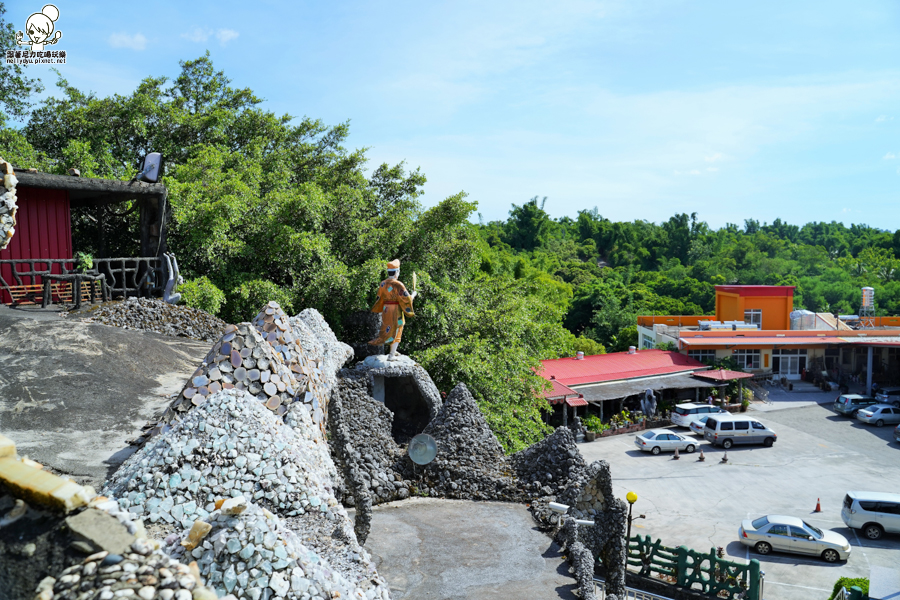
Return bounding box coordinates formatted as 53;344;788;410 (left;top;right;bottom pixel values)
833;394;878;416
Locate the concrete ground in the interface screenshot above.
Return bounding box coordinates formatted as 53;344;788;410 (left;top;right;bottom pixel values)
363;498;579;600
0;307;209;488
580;387;900;600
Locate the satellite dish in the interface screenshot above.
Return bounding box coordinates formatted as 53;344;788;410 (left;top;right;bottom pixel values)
138;152;163;183
408;433;437;465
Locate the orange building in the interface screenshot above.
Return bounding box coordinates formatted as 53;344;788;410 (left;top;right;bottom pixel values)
636;285;900;392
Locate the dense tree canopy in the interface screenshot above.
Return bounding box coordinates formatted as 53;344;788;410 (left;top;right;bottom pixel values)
2;41;899;451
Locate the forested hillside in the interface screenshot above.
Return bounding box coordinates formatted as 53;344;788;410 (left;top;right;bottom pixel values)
478;197;900;353
2;34;898;451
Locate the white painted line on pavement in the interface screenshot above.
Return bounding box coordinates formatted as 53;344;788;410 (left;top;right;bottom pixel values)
765;581;830;591
851;529;871;569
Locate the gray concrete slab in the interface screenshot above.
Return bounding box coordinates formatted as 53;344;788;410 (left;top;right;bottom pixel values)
363;498;579;600
0;313;209;488
578;401;900;600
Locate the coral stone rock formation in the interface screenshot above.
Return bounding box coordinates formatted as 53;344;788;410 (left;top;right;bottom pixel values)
105;389;340;529
351;354;442;443
405;383;524;502
39;541;215;600
165;498;390;600
510;426;587;497
82;297;227;342
0;158;17;251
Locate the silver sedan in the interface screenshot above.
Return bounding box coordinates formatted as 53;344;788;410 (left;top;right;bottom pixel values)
856;404;900;427
739;515;851;562
634;429;697;455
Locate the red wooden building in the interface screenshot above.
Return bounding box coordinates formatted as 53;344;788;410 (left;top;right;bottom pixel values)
0;171;168;305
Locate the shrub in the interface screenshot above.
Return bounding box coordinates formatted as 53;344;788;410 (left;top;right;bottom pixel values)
582;414;609;433
179;276;226;316
830;577;868;600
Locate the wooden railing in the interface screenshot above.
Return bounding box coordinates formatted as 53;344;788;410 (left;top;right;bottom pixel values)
0;257;164;305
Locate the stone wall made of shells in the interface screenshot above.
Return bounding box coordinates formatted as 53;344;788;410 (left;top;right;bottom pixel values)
141;302;338;443
0;158;18;251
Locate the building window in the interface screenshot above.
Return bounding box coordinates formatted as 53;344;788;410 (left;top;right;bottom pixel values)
688;350;716;364
733;349;761;370
641;334;655;350
744;309;762;326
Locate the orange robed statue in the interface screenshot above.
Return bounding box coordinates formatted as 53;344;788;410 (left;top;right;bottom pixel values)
368;259;417;360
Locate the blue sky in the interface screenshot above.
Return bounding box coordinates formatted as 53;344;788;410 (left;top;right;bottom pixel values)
6;0;900;229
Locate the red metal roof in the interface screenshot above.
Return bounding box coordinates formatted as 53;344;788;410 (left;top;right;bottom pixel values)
692;369;753;381
566;397;588;407
543;379;580;400
715;285;795;297
539;349;707;387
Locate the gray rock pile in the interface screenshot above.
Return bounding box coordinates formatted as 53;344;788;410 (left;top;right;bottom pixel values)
37;541;217;600
165;497;389;600
82;297;227;342
329;372;412;507
104;388;387;599
404;383;524;502
287;308;353;401
139;303;349;442
510;426;587;497
556;460;616;521
351;355;442;443
104;389;340;531
0;158;17;250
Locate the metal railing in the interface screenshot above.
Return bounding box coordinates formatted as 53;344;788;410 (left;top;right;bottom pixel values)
594;578;676;600
627;534;762;600
0;256;164;304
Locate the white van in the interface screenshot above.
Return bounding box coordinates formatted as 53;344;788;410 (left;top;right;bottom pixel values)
670;403;727;427
841;491;900;540
703;414;777;449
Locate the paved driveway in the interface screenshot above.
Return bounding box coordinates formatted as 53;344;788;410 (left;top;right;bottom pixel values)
364;498;578;600
580;397;900;600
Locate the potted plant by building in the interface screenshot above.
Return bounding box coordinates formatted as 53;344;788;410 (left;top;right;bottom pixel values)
73;252;93;274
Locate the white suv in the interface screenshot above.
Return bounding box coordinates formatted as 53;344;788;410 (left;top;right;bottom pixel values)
670;403;727;427
841;491;900;540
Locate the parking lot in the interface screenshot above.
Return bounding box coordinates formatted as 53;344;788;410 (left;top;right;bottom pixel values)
581;390;899;600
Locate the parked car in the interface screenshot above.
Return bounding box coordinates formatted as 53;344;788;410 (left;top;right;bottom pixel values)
833;394;878;416
841;491;900;540
670;403;727;427
689;415;711;436
739;515;851;562
856;404;900;427
634;429;697;455
894;424;900;444
703;414;777;449
875;386;900;408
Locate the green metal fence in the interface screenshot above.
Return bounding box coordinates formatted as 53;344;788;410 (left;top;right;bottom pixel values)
627;535;762;600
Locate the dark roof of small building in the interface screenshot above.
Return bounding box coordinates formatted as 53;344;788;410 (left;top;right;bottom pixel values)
539;349;708;387
14;169;166;206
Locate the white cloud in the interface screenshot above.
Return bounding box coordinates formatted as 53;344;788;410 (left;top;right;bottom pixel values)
884;152;896;160
181;28;239;46
704;153;724;162
875;115;893;122
181;28;210;43
689;169;701;175
216;29;239;45
108;33;147;50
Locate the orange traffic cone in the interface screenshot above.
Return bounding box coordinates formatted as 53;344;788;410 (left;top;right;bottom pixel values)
698;449;705;462
814;498;822;513
673;447;680;460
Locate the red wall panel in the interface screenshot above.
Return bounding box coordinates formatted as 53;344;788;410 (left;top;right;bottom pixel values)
0;186;72;304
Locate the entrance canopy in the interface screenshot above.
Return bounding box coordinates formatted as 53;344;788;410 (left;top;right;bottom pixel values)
575;372;720;403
